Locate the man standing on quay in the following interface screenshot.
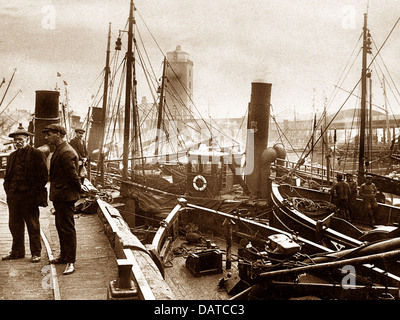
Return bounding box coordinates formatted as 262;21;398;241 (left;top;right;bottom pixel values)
2;126;48;263
69;128;88;182
43;124;84;275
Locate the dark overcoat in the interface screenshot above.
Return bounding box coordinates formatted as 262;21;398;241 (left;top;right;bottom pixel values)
4;144;48;197
69;137;87;160
49;141;81;202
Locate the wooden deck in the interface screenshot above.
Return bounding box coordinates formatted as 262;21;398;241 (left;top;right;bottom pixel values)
0;183;118;300
163;237;237;300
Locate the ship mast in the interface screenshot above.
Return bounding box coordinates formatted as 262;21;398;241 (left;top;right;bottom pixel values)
358;13;372;184
99;22;112;185
155;57;167;157
122;0;135;180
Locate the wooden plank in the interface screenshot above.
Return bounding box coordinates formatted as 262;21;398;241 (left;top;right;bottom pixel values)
97;199;174;300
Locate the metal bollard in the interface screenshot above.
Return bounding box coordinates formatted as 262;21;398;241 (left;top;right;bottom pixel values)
107;259;139;300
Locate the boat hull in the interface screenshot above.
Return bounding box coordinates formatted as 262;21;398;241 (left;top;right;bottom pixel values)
271;183;400;248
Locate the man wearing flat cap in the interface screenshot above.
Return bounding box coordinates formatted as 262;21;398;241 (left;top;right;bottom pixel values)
2;125;48;263
43;123;84;275
69;128;88;182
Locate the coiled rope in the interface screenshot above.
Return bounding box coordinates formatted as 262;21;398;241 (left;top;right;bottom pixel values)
287;197;336;217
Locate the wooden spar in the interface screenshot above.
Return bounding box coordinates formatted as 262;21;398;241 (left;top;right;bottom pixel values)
259;249;400;280
383;76;391;144
0;68;16;109
131;4;139;175
122;0;134;181
368;71;373;169
323;100;331;184
358;13;368;184
154;57;167;157
0;89;21;118
99;22;112;185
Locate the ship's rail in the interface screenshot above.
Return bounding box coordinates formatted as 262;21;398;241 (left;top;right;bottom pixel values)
97;198;174;300
273;158;348;184
151;202;183;262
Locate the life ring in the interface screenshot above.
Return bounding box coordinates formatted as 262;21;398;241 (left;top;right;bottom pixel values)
193;175;207;191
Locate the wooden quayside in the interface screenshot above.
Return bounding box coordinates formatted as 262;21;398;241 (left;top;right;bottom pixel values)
0;182;127;300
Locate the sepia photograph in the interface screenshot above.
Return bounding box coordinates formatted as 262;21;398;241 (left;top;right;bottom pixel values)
1;0;400;308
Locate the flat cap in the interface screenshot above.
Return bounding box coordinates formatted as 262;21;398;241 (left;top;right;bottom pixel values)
42;124;67;135
9;127;34;138
75;128;85;133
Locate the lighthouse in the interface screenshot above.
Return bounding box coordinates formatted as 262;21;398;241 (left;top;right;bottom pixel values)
166;45;194;124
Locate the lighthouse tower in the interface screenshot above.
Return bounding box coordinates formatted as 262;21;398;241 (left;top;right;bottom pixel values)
166;45;193;122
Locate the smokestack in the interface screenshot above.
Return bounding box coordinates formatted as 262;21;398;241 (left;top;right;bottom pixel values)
245;82;272;197
87;107;103;159
34;90;60;148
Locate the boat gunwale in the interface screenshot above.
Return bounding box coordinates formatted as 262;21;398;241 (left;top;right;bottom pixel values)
271;182;363;248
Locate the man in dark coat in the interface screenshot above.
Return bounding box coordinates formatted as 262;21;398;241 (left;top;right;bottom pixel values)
69;128;87;160
2;126;48;263
43;124;83;275
330;174;351;221
346;173;358;221
69;128;88;182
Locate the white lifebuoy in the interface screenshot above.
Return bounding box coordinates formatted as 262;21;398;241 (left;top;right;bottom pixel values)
193;175;207;191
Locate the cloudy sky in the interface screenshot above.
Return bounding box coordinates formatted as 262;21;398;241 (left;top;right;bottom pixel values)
1;0;400;124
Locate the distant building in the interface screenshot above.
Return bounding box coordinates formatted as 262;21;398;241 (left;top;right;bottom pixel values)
166;45;194;124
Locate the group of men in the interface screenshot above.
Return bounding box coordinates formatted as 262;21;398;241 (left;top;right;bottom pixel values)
330;173;378;225
2;124;88;276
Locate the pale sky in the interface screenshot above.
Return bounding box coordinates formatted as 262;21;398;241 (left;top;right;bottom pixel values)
1;0;400;124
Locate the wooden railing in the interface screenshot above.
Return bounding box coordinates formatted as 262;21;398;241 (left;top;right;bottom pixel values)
273;158;349;183
97;199;174;300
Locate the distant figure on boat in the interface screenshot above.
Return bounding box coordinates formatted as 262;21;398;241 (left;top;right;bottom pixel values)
359;175;378;225
69;128;88;182
346;174;358;222
330;174;351;221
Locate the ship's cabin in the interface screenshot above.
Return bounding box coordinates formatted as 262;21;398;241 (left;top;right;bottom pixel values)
186;150;239;198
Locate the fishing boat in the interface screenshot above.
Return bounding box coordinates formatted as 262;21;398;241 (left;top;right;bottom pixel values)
98;196;400;300
273;12;400;199
74;2;400;300
271;182;400;247
270;12;400;237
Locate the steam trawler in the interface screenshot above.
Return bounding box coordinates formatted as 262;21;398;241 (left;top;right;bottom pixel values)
19;2;400;300
85;2;400;300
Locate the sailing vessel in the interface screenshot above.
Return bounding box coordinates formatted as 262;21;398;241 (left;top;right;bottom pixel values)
272;12;400;199
82;2;400;300
265;12;400;286
275;12;400;197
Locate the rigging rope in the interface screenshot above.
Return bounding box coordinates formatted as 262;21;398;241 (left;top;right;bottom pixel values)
295;17;400;171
